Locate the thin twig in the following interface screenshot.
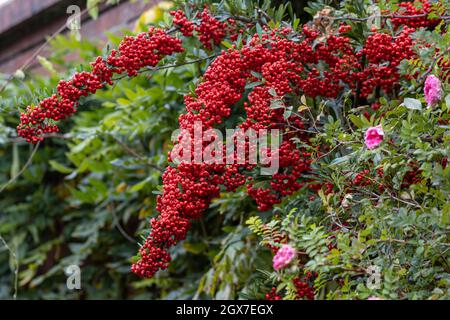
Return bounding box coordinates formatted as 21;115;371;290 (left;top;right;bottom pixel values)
3;133;73;144
108;203;137;243
106;134;163;172
376;238;450;247
0;234;19;300
334;13;450;22
112;54;219;81
0;142;41;193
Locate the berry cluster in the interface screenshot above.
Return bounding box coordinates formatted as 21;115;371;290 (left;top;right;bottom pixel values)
18;95;69;143
195;9;227;50
392;0;441;29
347;162;425;196
353;169;372;186
170;10;194;37
265;287;283;300
17;8;239;143
18;27;184;143
356;27;415;98
132;162;225;278
111;28;184;77
442;157;448;169
293;272;317;300
401;163;423;189
133;29;323;277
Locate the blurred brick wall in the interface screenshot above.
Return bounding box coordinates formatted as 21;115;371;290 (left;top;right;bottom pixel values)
0;0;159;74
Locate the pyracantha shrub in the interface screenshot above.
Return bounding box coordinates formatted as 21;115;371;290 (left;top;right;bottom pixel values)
130;11;423;279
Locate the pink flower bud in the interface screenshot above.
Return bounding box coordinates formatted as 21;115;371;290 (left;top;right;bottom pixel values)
273;244;296;270
424;75;442;108
364;125;384;150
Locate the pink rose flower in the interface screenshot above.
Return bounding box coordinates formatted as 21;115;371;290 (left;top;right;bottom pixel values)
424;75;442;108
364;125;384;150
367;296;382;300
273;245;296;270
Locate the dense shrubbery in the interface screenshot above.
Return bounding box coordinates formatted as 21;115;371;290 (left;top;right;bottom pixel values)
0;0;449;300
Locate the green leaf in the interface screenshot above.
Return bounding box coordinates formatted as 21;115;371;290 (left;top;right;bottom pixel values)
71;136;94;153
221;41;233;49
330;154;351;166
183;242;207;254
87;0;101;19
283;110;292;119
402;98;422;110
445;94;450;110
293;18;300;31
245;81;263;90
102;101;116;108
49;160;73;174
10;144;20;178
117;98;130;106
270;99;284;109
348;115;365;129
130;177;151;193
256;23;263;39
37;56;57;74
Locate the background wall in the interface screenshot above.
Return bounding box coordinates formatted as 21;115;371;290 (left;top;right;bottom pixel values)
0;0;158;74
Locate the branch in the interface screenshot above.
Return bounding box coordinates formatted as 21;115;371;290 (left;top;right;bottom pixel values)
3;133;73;144
334;13;450;22
0;142;41;194
106;134;163;172
0;234;19;299
108;203;137;243
112;54;219;81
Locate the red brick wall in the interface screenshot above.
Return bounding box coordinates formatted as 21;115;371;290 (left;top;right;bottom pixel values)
0;0;63;34
0;0;159;74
